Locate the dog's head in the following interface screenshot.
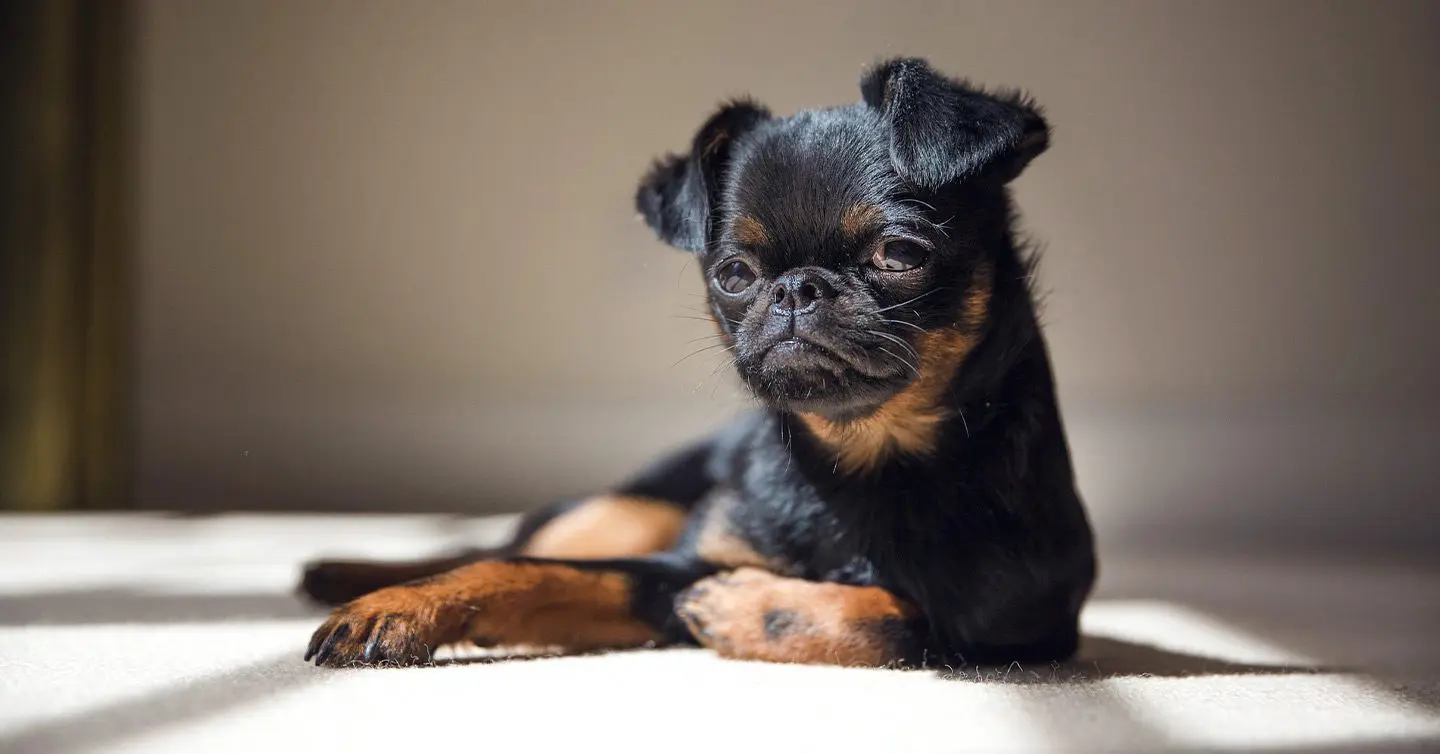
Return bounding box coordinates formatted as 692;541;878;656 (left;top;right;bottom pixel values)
637;58;1047;460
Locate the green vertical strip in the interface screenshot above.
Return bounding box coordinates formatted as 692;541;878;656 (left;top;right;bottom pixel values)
0;0;133;510
77;0;135;509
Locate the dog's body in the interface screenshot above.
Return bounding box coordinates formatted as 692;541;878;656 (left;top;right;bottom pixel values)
301;58;1096;668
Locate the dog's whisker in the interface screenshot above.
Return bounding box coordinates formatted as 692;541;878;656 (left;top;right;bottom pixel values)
876;346;920;377
694;356;736;394
678;304;737;326
698;354;737;389
683;332;725;345
675;256;694;287
676;305;741;327
708;355;737;377
671;342;732;369
931;214;957;238
671;314;739;327
707;358;737;399
867;329;920;361
781;414;794;473
870;287;948;315
879;318;926;333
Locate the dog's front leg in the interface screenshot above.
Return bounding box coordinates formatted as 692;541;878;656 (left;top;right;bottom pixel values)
306;556;712;667
675;567;922;667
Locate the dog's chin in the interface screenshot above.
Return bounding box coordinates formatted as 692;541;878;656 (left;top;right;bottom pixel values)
738;339;906;417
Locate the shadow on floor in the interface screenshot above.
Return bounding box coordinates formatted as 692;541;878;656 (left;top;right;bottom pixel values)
5;588;1435;754
932;635;1325;684
0;652;326;754
427;634;1326;682
0;589;319;625
1;589;1327;682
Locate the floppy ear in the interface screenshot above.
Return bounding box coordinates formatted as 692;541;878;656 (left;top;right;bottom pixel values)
861;58;1049;188
635;100;771;253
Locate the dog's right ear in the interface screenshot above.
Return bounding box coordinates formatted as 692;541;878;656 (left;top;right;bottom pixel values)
861;58;1049;189
636;100;770;253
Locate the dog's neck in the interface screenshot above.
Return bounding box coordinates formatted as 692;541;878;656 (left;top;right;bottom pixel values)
790;248;1039;476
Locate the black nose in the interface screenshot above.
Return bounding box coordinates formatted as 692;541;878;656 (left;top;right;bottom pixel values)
770;269;835;315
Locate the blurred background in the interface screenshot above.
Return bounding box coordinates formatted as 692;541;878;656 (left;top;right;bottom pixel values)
3;0;1437;559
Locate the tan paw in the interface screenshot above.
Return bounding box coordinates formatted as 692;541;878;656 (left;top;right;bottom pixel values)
676;567;912;666
305;586;464;667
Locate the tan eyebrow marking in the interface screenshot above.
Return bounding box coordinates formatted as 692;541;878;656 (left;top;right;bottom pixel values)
731;215;772;246
840;203;885;241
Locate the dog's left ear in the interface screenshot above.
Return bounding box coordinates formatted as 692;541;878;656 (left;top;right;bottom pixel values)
635;100;771;253
861;58;1049;188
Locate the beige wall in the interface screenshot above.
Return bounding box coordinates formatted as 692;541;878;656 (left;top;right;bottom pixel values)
135;1;1440;552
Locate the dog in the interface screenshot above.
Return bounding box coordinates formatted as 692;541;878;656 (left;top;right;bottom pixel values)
300;57;1096;669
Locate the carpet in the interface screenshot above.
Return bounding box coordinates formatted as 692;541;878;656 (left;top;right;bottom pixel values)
2;514;1437;753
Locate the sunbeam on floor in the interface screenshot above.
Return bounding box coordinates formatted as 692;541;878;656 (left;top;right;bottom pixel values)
2;514;1437;754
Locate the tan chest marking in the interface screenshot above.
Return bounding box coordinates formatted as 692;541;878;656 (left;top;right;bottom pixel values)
801;264;992;475
521;494;687;559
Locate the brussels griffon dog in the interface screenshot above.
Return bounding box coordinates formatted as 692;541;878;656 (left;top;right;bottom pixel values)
300;57;1096;669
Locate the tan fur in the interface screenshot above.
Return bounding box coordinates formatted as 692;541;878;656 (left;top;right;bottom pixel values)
521;494;687;559
693;492;782;571
434;562;657;648
316;561;659;661
731;215;772;247
840;203;885;240
800;264;993;474
702;127;729;157
677;568;915;666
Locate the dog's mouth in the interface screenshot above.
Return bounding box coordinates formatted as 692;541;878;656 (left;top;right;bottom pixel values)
738;331;913;414
762;337;849;370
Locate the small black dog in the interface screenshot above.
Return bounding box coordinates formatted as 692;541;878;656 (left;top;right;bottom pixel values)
301;57;1096;668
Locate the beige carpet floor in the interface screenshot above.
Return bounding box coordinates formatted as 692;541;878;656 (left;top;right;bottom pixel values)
1;514;1437;753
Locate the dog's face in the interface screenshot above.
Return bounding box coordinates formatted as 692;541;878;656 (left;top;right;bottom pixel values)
638;58;1048;420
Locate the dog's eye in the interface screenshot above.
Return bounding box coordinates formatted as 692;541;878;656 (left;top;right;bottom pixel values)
871;240;928;272
715;260;757;295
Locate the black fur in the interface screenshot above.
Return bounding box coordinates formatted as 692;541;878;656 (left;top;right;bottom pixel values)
630;56;1095;663
859;57;1050;188
301;57;1096;668
636;99;772;252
